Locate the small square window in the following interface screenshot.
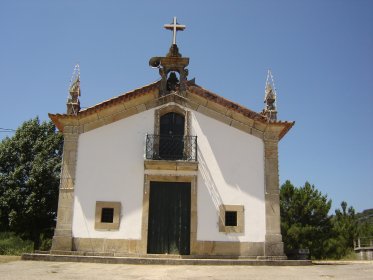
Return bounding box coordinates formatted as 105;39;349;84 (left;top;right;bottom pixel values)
219;205;244;233
101;208;114;223
225;211;237;226
95;201;121;230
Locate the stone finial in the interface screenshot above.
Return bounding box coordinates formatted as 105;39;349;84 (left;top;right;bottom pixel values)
263;70;277;121
66;65;81;115
265;84;276;111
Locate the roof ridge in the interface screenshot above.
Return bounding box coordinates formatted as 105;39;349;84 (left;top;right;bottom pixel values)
187;84;268;122
79;80;160;114
50;80;294;139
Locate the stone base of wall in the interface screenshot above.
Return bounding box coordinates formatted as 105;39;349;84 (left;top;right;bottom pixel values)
192;240;264;256
51;236;73;251
68;238;285;258
72;238;143;254
265;242;285;256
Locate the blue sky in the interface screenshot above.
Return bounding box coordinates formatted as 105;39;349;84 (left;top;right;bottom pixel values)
0;1;372;213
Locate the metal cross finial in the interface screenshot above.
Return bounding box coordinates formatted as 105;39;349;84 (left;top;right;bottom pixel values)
164;17;186;45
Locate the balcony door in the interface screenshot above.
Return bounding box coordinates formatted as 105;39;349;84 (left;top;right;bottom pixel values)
159;112;184;160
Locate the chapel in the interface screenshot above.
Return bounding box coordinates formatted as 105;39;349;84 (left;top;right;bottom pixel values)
49;18;294;258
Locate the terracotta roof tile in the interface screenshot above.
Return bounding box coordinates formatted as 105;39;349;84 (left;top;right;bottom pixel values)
187;83;294;139
49;79;294;139
78;80;160;117
187;84;267;122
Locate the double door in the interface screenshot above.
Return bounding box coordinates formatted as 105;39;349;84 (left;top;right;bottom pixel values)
147;181;191;255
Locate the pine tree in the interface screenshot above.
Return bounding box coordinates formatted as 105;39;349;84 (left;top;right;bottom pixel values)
280;180;333;259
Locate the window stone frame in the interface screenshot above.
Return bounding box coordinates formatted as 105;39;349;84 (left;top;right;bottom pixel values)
219;205;244;233
152;103;193;161
154;103;191;137
95;201;121;230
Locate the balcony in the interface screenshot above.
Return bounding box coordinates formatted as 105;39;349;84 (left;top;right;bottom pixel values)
145;134;197;162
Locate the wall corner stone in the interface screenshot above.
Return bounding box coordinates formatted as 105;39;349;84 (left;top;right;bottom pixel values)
51;127;80;251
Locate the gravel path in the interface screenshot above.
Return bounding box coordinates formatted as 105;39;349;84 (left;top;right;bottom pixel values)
0;260;372;280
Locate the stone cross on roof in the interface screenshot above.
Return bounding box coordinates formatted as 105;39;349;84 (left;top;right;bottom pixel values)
164;17;186;45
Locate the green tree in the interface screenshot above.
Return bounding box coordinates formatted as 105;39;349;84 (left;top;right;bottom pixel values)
0;118;63;249
280;180;333;259
356;208;373;239
329;201;359;258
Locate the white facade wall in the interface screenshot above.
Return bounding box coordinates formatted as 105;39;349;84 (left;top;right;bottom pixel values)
72;106;266;243
192;111;266;242
72;109;155;239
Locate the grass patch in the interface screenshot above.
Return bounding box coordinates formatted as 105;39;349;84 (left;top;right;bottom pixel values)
0;255;21;263
0;232;33;256
340;250;357;260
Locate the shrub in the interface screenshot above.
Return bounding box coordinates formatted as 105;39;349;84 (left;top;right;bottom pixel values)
0;232;33;255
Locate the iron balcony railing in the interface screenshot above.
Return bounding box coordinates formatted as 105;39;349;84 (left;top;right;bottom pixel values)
145;134;197;161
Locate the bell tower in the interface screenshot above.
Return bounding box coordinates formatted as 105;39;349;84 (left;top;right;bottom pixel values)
149;17;189;96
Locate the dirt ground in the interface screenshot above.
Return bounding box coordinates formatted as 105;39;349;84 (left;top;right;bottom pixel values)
0;258;372;280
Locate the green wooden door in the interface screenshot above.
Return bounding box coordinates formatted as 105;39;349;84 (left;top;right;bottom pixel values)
147;181;191;255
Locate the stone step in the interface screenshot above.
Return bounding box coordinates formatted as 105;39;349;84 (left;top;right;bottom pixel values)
47;250;266;259
22;253;312;266
46;250;288;260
